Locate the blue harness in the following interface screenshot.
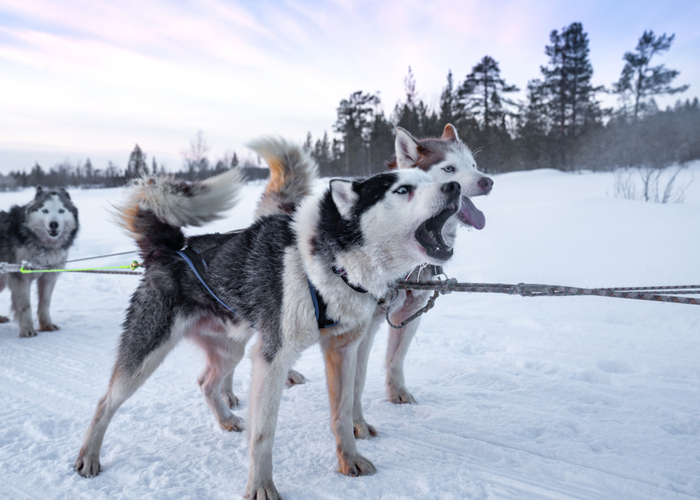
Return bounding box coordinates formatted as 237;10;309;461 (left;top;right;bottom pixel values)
177;247;338;329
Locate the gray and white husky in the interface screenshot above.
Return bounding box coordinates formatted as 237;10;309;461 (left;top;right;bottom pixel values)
250;125;492;439
74;160;461;499
0;187;79;337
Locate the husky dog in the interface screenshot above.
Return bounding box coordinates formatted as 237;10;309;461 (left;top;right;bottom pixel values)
74;161;460;499
355;124;492;423
249;126;492;438
0;187;79;337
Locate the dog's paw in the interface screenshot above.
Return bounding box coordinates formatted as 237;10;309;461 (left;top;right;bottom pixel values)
285;369;306;388
19;326;37;338
387;385;417;404
219;414;244;432
0;315;9;323
244;480;280;500
222;390;239;409
74;453;101;478
38;322;60;332
338;451;376;477
353;420;378;439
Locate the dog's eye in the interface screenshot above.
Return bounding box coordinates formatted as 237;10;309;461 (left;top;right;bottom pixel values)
443;165;455;173
394;185;413;195
58;209;65;214
42;209;49;214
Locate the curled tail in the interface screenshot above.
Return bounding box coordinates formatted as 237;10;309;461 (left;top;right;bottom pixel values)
248;137;318;219
114;169;245;256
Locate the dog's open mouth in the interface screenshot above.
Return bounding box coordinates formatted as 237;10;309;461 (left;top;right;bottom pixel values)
415;204;459;261
48;229;60;237
456;196;486;230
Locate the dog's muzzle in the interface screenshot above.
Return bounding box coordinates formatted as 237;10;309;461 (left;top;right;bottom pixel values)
415;181;461;262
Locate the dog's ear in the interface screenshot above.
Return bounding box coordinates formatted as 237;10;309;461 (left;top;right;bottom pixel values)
59;187;71;200
329;179;358;220
395;127;421;170
35;186;44;197
441;123;459;141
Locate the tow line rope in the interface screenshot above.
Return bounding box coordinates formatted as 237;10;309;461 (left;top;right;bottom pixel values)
386;279;700;329
0;251;143;275
2;251;698;328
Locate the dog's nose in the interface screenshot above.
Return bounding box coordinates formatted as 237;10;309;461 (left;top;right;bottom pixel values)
478;177;493;192
441;181;460;195
49;221;59;230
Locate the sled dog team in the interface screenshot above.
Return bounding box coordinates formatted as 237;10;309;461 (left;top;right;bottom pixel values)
1;125;492;499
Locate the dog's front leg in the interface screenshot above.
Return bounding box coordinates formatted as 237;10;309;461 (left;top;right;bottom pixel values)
245;340;294;500
352;309;383;439
37;272;60;331
8;274;35;337
321;330;377;476
0;275;8;323
385;290;432;404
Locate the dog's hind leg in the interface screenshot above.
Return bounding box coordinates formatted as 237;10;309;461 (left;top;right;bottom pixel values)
37;272;60;331
385;290;431;404
8;274;35;337
74;313;188;477
189;321;250;432
322;329;377;477
352;310;382;439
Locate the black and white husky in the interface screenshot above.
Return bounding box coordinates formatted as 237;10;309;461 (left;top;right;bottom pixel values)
74;161;461;499
0;187;79;337
250;126;492;439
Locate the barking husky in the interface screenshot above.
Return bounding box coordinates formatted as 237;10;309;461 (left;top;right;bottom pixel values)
0;187;79;337
74;161;460;499
249;126;492;438
350;124;492;438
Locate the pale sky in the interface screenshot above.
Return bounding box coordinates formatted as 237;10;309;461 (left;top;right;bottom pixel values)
1;0;698;175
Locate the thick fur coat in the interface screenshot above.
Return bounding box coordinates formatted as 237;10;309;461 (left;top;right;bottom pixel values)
0;187;79;337
74;159;461;500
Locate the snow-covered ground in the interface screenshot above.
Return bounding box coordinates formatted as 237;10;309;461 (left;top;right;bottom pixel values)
1;164;699;500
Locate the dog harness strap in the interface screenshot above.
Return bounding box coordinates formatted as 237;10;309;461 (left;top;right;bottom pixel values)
308;279;339;329
176;248;238;316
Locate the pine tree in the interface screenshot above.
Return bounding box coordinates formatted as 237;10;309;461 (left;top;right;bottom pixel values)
439;70;458;127
312;132;334;176
613;31;689;122
516;79;551;169
127;145;148;179
393;67;438;138
457;56;519;131
367;111;395;173
84;159;94;181
303;132;313;152
334;91;380;176
539;22;603;168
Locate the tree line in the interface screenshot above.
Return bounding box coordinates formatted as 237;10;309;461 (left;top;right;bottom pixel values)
0;131;267;190
306;24;697;176
1;23;696;191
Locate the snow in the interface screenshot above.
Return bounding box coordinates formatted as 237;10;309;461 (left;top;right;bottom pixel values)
1;164;699;500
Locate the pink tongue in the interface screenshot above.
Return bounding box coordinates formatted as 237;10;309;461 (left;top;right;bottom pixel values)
458;197;485;230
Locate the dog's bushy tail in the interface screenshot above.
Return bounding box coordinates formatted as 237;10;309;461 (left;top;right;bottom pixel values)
248;137;318;219
114;169;245;254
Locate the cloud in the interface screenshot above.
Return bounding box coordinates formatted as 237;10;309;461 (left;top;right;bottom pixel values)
0;0;697;173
